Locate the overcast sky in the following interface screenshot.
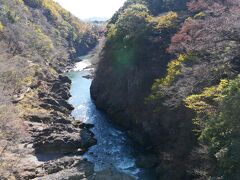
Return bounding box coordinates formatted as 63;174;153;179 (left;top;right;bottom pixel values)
54;0;126;20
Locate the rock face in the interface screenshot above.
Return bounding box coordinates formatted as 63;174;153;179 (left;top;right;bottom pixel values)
31;76;97;153
15;75;97;179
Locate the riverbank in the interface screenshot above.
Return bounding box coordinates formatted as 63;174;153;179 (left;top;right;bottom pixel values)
0;0;101;178
0;37;156;179
1;72;99;179
2;40;139;179
29;44;139;179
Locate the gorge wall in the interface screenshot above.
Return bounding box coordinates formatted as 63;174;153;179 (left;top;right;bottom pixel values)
91;0;240;179
0;0;99;178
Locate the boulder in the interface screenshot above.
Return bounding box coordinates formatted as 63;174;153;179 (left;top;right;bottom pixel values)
82;74;93;79
73;121;94;129
12;93;25;103
79;129;97;147
89;167;135;180
41;156;82;174
57;90;71;100
40;103;66;113
53;117;72;124
33;125;96;154
35;157;94;179
28;115;52;123
51;81;70;93
43;98;60;107
59;75;72;84
57;99;74;111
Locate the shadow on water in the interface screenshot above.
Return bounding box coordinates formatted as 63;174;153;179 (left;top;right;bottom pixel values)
67;60;157;180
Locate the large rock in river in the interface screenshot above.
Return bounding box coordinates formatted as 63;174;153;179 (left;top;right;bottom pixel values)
33;124;97;154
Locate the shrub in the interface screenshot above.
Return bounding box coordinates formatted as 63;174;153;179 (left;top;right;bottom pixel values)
153;11;178;29
31;25;54;59
24;0;60;18
7;10;19;23
147;54;190;104
185;76;240;178
14;0;24;4
157;54;188;87
201;77;240;178
194;12;206;19
185;79;229;130
107;3;151;42
0;22;4;32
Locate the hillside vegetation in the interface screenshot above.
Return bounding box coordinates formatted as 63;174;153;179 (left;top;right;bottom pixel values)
0;0;98;178
91;0;240;179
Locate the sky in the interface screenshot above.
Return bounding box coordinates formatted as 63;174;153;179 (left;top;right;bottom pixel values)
54;0;126;20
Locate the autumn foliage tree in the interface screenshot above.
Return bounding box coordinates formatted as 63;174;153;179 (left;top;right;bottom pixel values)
150;0;240;178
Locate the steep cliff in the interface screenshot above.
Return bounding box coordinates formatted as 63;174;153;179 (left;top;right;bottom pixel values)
91;0;240;179
91;0;192;178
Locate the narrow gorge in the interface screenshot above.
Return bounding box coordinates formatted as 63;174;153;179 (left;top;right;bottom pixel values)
1;0;240;179
67;48;156;179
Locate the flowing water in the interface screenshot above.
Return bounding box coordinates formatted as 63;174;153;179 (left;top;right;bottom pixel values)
67;54;156;179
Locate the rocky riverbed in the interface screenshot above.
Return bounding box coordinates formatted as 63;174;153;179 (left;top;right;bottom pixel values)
10;73;98;179
8;46;137;179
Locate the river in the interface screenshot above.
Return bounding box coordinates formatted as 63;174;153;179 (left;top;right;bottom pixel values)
67;53;156;179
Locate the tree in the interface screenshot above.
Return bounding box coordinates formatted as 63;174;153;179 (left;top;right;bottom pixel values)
155;0;240;107
186;76;240;178
107;3;151;42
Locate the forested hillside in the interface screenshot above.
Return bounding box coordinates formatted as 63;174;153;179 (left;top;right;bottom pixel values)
0;0;98;178
91;0;240;179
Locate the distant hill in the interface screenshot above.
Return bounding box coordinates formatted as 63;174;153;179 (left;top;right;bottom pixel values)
86;17;109;22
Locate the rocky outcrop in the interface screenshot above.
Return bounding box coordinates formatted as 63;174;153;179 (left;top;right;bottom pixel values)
32;124;96;154
28;159;134;180
14;75;98;179
17;156;94;180
0;0;100;179
89;167;135;180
